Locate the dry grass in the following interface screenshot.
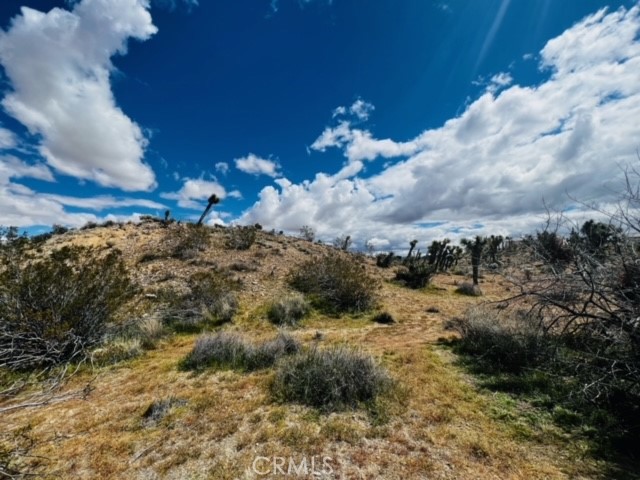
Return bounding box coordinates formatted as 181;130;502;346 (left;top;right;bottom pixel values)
0;225;616;479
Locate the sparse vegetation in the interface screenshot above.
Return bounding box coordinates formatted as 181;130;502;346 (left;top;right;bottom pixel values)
142;396;187;425
163;271;239;332
171;223;211;260
271;345;392;411
180;332;300;371
375;251;395;268
448;307;553;373
395;253;435;289
267;294;311;326
288;253;378;314
225;225;257;250
299;225;315;242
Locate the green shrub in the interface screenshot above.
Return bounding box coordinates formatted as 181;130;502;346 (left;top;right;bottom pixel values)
0;246;134;370
267;294;311;326
394;258;435;289
375;252;394;268
181;332;300;371
271;346;392;411
448;308;554;373
164;271;239;332
288;253;378;314
226;226;257;250
171;224;211;260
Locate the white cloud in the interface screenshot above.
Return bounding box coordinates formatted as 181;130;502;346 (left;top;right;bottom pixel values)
0;155;54;183
0;155;164;227
488;72;513;91
235;153;281;177
161;177;229;209
242;5;640;250
215;161;229;175
332;106;346;118
40;193;165;211
311;120;422;163
0;127;17;150
349;99;374;120
0;0;157;191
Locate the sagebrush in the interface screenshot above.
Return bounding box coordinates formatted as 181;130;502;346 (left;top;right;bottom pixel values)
288;253;378;314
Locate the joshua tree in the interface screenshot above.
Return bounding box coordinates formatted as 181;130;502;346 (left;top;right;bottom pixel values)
197;194;220;226
405;239;418;261
461;236;487;285
486;235;504;264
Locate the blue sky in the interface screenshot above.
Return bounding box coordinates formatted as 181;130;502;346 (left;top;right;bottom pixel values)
0;0;639;250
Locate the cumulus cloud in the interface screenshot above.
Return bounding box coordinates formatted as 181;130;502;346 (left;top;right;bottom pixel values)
0;0;157;191
311;120;423;163
161;177;229;209
235;153;281;177
243;5;640;250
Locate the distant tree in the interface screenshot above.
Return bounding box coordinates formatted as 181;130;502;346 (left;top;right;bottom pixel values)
486;235;504;264
299;225;315;242
197;194;220;226
579;219;619;254
333;235;352;251
461;236;487;285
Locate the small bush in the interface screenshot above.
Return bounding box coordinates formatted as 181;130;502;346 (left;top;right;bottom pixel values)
136;316;165;349
534;231;573;265
164;271;239;332
448;308;554;373
246;333;302;370
80;221;98;230
0;246;134;370
375;252;395;268
394;259;435;289
372;311;395;324
51;224;69;236
271;346;392;411
181;332;300;371
455;282;483;296
288;253;378;314
91;338;143;366
267;294;311;326
181;332;247;370
171;224;210;260
226;226;257;250
142;396;188;425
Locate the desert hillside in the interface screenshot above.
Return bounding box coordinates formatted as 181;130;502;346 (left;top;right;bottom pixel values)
1;220;637;479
